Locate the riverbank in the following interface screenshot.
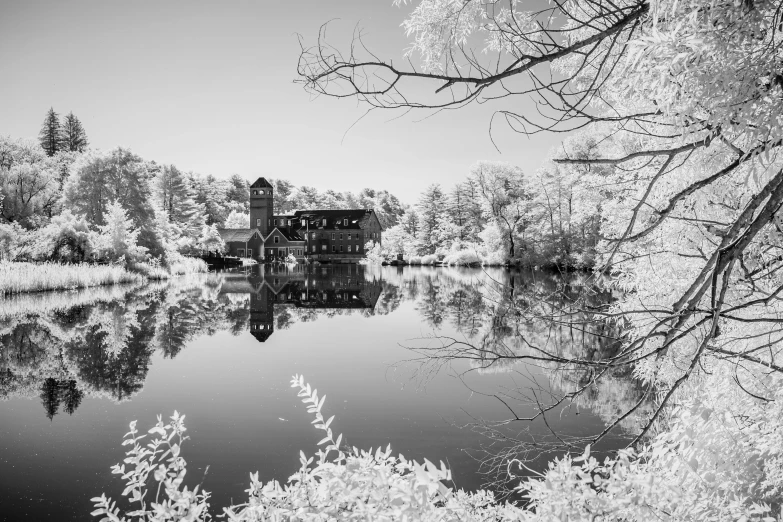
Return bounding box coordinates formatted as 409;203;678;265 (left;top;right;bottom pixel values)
0;259;208;295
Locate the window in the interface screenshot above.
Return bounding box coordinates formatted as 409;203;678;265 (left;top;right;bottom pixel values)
256;218;261;227
253;190;257;195
347;233;351;240
268;219;271;227
247;249;252;257
347;245;351;252
273;219;277;226
311;232;316;239
321;245;326;251
238;249;245;256
289;219;293;226
343;219;348;226
312;245;316;252
332;245;336;252
274;236;279;244
322;219;327;226
340;233;343;240
331;233;335;240
340;245;343;252
260;190;265;194
356;244;361;252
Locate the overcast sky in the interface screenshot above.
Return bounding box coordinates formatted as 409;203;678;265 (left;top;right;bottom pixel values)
0;0;565;204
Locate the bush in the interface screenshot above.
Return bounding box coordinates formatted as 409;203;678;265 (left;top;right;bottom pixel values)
443;250;482;267
421;254;438;265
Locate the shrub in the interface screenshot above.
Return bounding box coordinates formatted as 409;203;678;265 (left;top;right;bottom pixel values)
443;250;482;267
421;254;438;265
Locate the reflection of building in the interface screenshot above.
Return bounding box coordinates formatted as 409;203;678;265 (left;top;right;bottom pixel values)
218;177;383;263
218;264;382;342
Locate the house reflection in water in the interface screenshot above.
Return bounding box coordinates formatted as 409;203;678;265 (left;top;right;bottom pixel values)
218;264;382;342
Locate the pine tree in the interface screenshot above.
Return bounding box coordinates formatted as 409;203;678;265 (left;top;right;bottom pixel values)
38;108;62;156
61;112;88;152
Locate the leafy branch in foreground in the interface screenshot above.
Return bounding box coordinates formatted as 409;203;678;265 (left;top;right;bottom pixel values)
91;373;782;521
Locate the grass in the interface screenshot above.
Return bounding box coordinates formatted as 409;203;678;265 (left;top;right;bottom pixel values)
0;257;209;296
0;261;143;296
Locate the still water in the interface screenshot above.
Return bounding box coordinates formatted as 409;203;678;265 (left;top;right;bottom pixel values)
0;265;640;521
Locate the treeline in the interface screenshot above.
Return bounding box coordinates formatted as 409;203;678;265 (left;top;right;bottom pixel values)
378;159;602;268
0;111;408;267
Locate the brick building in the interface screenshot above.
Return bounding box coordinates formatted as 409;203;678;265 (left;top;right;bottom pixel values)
218;177;382;263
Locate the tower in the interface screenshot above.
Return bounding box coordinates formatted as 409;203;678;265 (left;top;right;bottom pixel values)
249;177;273;235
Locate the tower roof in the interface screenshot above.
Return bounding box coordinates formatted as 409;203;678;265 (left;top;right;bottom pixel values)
250;177;273;189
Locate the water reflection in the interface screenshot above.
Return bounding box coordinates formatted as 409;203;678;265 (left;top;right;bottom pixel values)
0;266;642;433
220;264;382;343
0;265;647;519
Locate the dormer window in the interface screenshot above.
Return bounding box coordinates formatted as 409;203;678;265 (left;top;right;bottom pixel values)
322;219;327;226
260;190;265;195
253;190;258;195
343;219;348;226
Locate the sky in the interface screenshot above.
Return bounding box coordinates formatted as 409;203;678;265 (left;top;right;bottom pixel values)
0;0;565;204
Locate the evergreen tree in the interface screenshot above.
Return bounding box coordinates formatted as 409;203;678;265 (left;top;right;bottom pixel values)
38;108;62;157
60;112;88;152
416;184;446;254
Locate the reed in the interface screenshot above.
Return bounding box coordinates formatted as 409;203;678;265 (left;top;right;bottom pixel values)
0;261;143;296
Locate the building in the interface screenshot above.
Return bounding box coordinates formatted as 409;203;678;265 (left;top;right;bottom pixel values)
218;177;383;263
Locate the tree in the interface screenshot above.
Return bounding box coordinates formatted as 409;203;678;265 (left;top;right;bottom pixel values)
96;200;145;263
38;108;62;157
297;0;783;441
270;178;295;213
197;224;225;253
65;148;162;254
416;184;446;255
192;174;229;225
225;174;249;212
156;165;205;241
0;162;59;226
470;162;532;259
224;210;250;229
60;112;88;152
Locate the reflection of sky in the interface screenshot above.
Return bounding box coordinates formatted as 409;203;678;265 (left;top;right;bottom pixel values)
0;267;631;520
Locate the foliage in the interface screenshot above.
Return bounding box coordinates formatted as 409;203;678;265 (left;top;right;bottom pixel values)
0;222;24;261
223;210;249;229
196;225;224;254
92;376;509;522
95;201;147;264
32;210;94;262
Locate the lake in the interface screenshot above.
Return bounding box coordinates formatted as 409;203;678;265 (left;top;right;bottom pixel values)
0;265;642;521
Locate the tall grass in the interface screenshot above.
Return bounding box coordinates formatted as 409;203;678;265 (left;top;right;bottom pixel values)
168;256;209;276
0;261;143;296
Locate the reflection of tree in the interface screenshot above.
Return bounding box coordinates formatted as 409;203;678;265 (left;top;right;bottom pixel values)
67;323;155;402
39;378;83;419
0;274;260;417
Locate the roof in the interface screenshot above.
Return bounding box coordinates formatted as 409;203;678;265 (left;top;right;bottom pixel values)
266;227;305;242
217;228;262;243
250;177;273;189
293;209;379;230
